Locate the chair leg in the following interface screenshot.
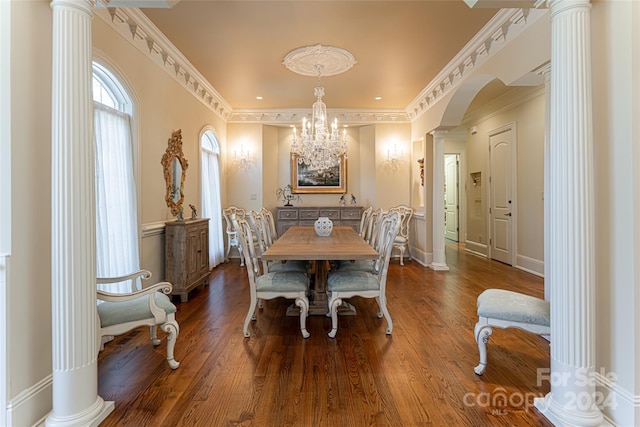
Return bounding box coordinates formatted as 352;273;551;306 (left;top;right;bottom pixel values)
238;245;245;267
295;297;310;339
161;317;180;370
474;321;493;375
376;296;393;334
150;325;161;346
225;238;231;262
398;246;405;266
244;294;258;338
327;296;342;338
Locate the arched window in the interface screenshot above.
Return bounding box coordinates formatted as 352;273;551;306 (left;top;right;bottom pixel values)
201;129;225;268
93;62;140;291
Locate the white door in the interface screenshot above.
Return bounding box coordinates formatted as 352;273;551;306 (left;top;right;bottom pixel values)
489;128;513;265
444;154;459;241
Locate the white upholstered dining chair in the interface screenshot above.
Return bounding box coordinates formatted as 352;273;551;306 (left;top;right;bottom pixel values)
232;214;311;338
97;270;180;369
388;204;414;265
326;211;400;338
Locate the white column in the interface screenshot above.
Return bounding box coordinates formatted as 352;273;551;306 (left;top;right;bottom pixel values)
430;130;449;271
47;1;114;426
536;62;551;301
534;0;603;425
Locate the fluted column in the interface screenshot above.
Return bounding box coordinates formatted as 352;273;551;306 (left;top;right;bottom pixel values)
430;130;449;271
534;0;603;425
536;62;551;301
47;0;114;425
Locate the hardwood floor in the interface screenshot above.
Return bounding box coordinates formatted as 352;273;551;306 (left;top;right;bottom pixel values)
98;242;553;426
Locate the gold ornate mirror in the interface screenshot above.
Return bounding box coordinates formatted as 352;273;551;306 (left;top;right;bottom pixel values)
161;129;188;217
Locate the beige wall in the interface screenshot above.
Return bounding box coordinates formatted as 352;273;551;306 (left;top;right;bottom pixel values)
457;88;545;271
8;3;53;422
592;0;640;423
93;13;227;281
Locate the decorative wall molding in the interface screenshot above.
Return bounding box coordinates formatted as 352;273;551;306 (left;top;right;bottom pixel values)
95;6;546;126
141;220;168;237
6;374;52;427
227;109;411;125
95;6;233;121
405;8;548;121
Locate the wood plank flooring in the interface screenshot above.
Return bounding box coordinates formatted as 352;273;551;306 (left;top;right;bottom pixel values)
98;242;553;426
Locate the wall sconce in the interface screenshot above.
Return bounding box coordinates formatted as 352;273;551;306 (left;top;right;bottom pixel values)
385;143;404;171
234;144;252;171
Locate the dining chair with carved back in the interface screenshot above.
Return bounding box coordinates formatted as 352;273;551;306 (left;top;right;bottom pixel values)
388;204;414;265
232;213;311;338
249;209;309;275
326;211;400;338
222;205;246;266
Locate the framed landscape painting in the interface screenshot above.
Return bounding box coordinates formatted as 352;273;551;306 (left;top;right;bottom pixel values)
291;154;347;194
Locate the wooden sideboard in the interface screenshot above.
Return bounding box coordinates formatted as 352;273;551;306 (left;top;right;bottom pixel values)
276;206;363;236
165;218;210;302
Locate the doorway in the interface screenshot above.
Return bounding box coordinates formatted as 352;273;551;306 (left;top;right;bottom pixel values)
444;154;459;242
488;124;516;265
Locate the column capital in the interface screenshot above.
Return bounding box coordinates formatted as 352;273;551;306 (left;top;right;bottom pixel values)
50;0;96;14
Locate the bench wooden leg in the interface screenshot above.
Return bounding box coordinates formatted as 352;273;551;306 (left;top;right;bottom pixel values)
474;321;493;375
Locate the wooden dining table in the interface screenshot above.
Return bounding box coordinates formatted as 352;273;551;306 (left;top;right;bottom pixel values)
261;225;378;315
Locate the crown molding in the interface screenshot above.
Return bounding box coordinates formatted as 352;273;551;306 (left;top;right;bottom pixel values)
95;5;546;127
94;6;233;121
227;109;410;125
405;7;548;121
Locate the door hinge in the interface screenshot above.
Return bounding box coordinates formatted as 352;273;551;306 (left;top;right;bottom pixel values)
489;238;492;245
489;207;492;214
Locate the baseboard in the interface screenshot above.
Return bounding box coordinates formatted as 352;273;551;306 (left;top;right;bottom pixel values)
515;254;544;277
596;370;640;427
6;374;51;427
464;240;487;257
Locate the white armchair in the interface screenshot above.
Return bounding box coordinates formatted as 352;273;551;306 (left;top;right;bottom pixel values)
97;270;180;369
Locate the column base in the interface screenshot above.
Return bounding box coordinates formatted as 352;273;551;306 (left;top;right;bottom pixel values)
429;262;450;271
45;397;114;427
534;395;609;427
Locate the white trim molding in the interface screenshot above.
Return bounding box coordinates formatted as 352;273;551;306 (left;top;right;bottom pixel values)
406;8;548;121
515;254;544;277
94;7;233;121
6;374;52;427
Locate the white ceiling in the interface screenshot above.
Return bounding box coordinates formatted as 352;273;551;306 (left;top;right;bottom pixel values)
140;1;501;112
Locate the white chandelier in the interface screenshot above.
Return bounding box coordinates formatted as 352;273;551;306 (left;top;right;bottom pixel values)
283;44;356;171
291;76;347;171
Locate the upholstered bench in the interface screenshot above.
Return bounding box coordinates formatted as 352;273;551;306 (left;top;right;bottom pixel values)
474;289;550;375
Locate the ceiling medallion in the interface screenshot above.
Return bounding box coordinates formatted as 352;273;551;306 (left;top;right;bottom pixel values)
284;45;355;172
282;44;357;77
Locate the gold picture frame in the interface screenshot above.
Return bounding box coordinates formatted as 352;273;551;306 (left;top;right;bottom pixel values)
291;154;347;194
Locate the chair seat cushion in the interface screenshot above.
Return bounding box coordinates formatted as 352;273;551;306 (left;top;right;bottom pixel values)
394;236;408;244
328;271;380;292
98;292;176;328
268;260;310;273
334;259;374;273
477;289;550;326
256;271;309;292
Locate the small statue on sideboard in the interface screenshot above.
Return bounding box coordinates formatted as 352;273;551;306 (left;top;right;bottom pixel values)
339;194;345;206
350;194;357;205
189;204;198;219
177;205;184;222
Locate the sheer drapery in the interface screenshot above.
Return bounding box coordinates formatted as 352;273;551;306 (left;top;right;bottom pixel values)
201;132;225;269
94;102;140;293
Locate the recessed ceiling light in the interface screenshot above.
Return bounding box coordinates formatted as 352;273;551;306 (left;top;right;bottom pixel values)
375;96;382;101
256;96;263;100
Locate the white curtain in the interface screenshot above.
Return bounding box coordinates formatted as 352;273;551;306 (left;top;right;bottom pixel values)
94;102;140;293
201;135;225;269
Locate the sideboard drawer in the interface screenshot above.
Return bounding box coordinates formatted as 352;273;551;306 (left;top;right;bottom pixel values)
319;209;340;220
299;209;320;219
341;208;362;220
278;209;298;220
